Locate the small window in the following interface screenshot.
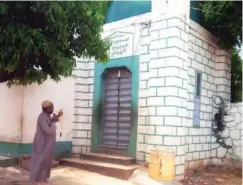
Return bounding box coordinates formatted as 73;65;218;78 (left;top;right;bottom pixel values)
196;73;202;97
193;71;202;127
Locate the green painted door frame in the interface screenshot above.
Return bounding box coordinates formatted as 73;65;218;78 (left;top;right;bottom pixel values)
91;56;139;157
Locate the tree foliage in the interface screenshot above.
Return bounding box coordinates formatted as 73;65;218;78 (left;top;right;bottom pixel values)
0;2;110;86
199;1;242;49
196;1;242;102
231;48;242;102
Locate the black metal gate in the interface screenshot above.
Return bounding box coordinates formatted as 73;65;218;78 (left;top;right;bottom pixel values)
101;67;132;148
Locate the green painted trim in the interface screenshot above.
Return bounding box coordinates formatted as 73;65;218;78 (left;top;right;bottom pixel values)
91;56;139;157
0;141;72;159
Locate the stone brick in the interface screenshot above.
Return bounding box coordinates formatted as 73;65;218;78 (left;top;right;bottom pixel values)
152;20;167;31
188;50;195;59
159;47;180;58
148;107;156;116
75;92;93;100
87;131;91;138
140;63;148;72
196;144;203;152
157;107;177;116
189;144;195;152
158;67;180;77
150;30;159;41
202;57;209;66
148;78;165;87
139;80;147;89
192;152;199;160
72;146;81;153
148;116;164;125
73;130;87;138
195;38;203;46
138;116;146;125
157;87;178;96
177;146;186;155
150;49;159;59
189;34;195;43
165;97;183;107
76;108;92;115
76;123;91;130
189;128;201;136
156;126;177;135
203;144;209;150
186;136;193;144
145;135;163;145
167;17;181;27
138;134;144;143
147;97;164;106
137;143;146;152
181;30;188;41
192;44;199;53
141;27;149;36
139;89;149;98
199;48;206;56
139;45;149;54
167;37;184;49
230;129;241;140
150;58;166;69
177;127;188;136
136;152;145;161
178;108;187;117
192;60;205;71
165;57;184;68
75;100;89;108
164;117;182;126
73;138;91;146
181;137;187;145
202;42;209;50
165;77;183;87
140;54;150;63
179;49;187;61
139;98;147;107
179;69;188;80
160;27;180;39
178;88;187;98
140;36;150;45
164;136;181;146
73;69;89;77
176;165;185;175
75;115;89;122
149;69;159;78
150;39;167;50
139;107;148;116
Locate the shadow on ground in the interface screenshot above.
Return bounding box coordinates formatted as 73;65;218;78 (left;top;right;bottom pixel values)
0;166;134;185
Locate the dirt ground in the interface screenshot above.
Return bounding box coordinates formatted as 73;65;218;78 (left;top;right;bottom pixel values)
0;166;134;185
181;165;242;185
0;165;241;185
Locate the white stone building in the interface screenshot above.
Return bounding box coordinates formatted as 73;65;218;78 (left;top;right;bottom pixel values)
0;0;237;180
71;0;232;178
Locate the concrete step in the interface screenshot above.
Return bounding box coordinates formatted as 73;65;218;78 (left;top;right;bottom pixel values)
80;152;136;166
0;155;18;167
60;158;140;180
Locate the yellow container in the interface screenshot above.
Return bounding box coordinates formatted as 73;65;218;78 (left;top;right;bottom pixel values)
148;148;175;181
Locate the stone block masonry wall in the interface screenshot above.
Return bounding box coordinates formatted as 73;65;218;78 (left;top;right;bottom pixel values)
137;15;189;177
211;102;242;162
72;59;95;155
185;20;231;170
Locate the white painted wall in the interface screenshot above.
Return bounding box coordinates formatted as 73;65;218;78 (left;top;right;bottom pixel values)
0;84;24;143
0;78;75;145
22;78;75;143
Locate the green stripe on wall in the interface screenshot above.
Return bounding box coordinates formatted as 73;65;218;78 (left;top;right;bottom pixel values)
0;141;72;159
